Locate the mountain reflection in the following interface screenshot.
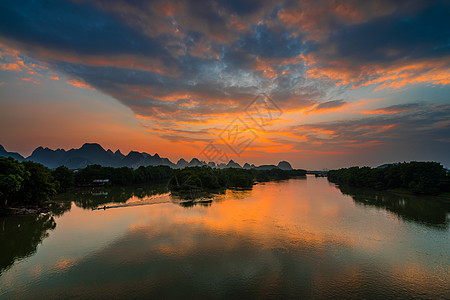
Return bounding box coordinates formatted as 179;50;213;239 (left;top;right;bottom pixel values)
337;185;450;228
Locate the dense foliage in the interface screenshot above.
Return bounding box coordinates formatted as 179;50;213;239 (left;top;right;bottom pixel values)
1;157;306;208
253;168;307;182
328;162;450;195
168;167;307;193
74;164;173;186
51;166;74;192
0;157;58;207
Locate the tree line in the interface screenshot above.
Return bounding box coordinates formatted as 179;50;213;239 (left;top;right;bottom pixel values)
327;161;450;195
1;157;306;208
0;158;174;208
0;157;74;207
74;164;173;186
168;167;306;193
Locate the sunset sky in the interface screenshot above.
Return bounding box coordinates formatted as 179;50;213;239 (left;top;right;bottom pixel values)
0;0;449;169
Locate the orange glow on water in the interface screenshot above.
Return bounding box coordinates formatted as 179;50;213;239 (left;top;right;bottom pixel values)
1;177;448;298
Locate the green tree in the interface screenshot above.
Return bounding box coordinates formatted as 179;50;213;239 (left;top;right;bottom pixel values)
328;161;447;195
0;157;28;207
19;161;58;205
52;166;74;192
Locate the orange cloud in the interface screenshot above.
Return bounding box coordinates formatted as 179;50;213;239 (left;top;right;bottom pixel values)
66;78;94;90
33;49;180;76
228;15;248;31
303;102;349;115
0;63;22;71
153;2;182;17
279;0;398;40
303;54;450;90
21;77;40;85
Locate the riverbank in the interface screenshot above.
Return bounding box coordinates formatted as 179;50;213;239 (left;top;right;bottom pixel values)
387;188;450;202
327;162;450;196
0;206;49;216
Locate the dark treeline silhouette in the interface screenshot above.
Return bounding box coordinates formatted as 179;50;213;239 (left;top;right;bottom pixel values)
1;157;306;209
0;157;62;208
168;167;306;193
328;162;450;195
74;164;173;186
0;157;172;209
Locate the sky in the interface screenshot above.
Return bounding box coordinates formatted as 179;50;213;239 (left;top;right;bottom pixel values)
0;0;449;169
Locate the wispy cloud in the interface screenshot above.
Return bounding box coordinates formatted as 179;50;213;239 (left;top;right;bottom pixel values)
0;0;449;167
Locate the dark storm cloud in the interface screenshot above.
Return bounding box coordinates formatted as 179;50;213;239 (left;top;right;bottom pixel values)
328;1;450;62
0;0;168;57
221;0;265;15
238;24;308;58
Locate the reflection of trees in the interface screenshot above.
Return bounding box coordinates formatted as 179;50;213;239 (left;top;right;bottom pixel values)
337;185;450;228
70;183;169;209
47;200;72;217
171;187;253;207
0;214;56;274
178;200;212;208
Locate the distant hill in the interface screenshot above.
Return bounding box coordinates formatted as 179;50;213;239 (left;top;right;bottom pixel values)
0;143;296;171
226;160;241;168
11;143;175;169
176;158;188;169
0;145;25;161
277;161;293;170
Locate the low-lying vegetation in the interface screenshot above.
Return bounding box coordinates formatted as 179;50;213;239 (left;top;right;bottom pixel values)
328;162;450;195
169;167;306;191
1;157;306;210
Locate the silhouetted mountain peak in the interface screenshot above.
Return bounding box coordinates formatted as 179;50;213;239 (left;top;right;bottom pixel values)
188;158;203;167
80;143;105;152
176;158;188;169
227;160;241;168
31;146;52;155
0;145;25;161
2;143;294;171
126;151;142;158
278;161;293;170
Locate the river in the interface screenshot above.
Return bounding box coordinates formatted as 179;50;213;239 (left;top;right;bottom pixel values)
1;176;449;298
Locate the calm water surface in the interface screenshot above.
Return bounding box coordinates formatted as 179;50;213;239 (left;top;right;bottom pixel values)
1;176;449;299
